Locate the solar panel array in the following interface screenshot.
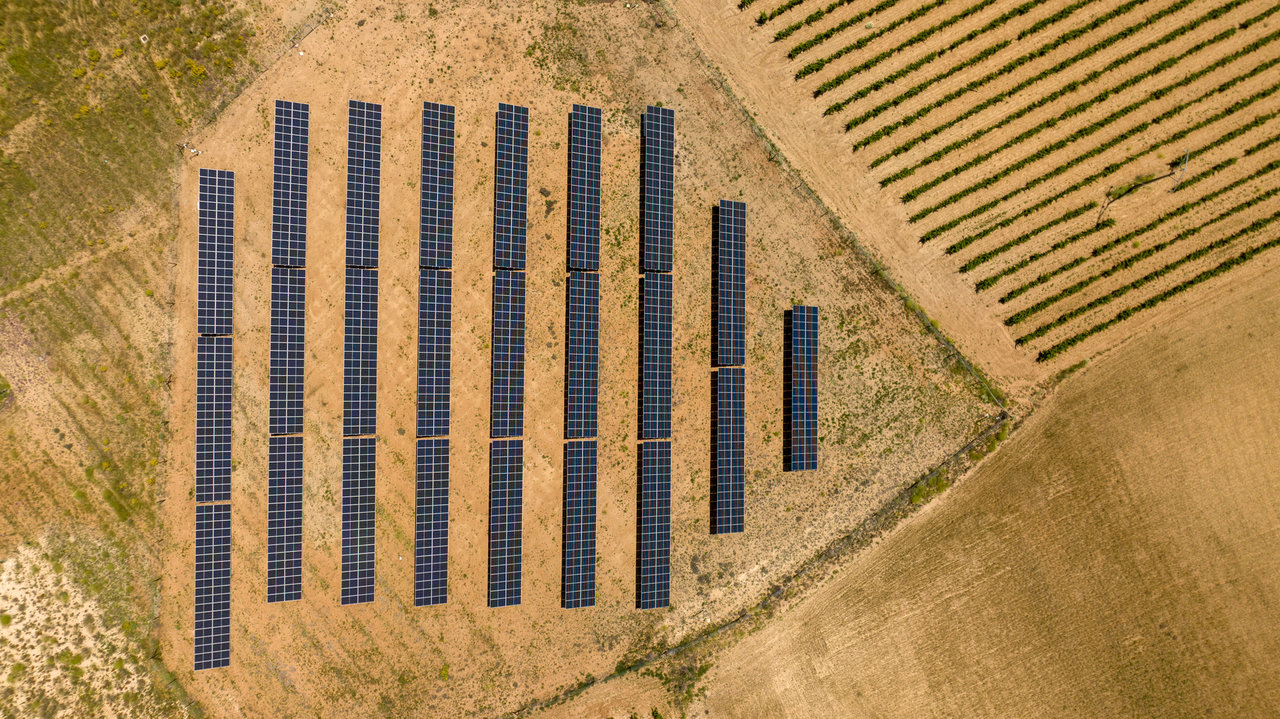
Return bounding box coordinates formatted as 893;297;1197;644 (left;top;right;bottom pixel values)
416;102;455;607
786;306;819;471
341;436;377;605
266;435;303;602
494;103;529;270
491;270;526;438
563;104;602;608
269;267;305;435
194;504;231;671
637;440;672;609
195;169;233;670
713;200;746;534
637;106;674;609
488;439;523;608
342;100;382;606
272;100;309;267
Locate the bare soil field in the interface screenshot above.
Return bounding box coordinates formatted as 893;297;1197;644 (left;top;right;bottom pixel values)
670;0;1280;385
534;201;1280;719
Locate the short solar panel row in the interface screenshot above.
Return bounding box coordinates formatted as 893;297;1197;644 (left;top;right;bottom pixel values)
640;273;673;441
488;439;523;608
787;306;819;471
269;267;305;435
415;438;449;606
713;368;745;534
637;440;672;610
343;267;378;437
491;270;526;438
640;106;675;274
565;271;599;440
568;105;602;271
194;503;231;670
197;169;235;336
272;100;309;268
715;200;746;368
341;436;376;605
346;100;382;268
266;436;303;603
562;441;598;608
493;103;529;271
421;102;455;270
417;270;452;439
195;336;232;503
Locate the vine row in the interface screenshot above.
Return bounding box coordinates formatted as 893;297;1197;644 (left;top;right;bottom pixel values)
775;0;855;41
975;221;1114;292
787;0;901;58
758;0;806;26
958;203;1096;271
795;0;946;78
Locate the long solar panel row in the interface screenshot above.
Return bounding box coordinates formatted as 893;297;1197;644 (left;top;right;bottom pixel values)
342;100;381;605
194;168;234;670
713;200;746;535
638;106;674;609
786;306;819;471
490;103;529;608
417;101;455;607
564;105;602;609
267;103;309;604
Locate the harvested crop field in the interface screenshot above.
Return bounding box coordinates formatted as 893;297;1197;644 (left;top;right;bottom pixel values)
674;0;1280;380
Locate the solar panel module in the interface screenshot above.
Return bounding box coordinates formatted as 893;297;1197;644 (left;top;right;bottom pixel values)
640;106;674;274
568;105;602;271
417;269;452;439
494;103;529;271
565;271;600;440
197;169;235;336
785;306;819;471
194;503;231;670
491;270;526;438
346;100;382;269
343;267;378;437
640;273;673;441
563;440;598;608
267;435;303;602
272;100;309;268
421;102;456;270
269;267;306;435
195;335;232;503
715;200;746;368
713;368;746;534
416;438;450;607
488;439;524;608
637;440;672;609
341;436;377;605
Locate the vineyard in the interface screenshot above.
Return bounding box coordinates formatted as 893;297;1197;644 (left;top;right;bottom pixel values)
690;0;1280;367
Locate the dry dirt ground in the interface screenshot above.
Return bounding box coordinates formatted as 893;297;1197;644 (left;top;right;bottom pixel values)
160;0;994;716
534;219;1280;717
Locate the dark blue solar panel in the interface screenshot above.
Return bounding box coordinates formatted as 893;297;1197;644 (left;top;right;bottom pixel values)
267;435;303;602
491;270;525;438
344;267;378;437
568;105;602;271
415;438;449;607
346;100;382;268
715;200;746;368
786;306;819;471
272;101;309;268
637;440;671;609
563;440;597;608
341;436;376;605
195;335;231;503
421;102;455;269
641;106;674;273
640;273;672;441
194;503;231;670
418;270;451;438
488;439;523;608
197;169;235;336
565;272;599;439
269;267;305;435
494;103;529;271
713;368;745;534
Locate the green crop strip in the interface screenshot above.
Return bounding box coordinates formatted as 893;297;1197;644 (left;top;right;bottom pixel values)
775;0;858;41
958;203;1096;271
976;221;1115;292
1010;190;1280;331
1037;236;1280;361
1177;121;1280;191
786;0;902;56
998;157;1280;305
758;0;807;25
795;0;945;72
809;0;998;93
885;0;1248;189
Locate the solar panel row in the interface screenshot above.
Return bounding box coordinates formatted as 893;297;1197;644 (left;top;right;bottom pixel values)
640;106;674;274
269;267;305;435
640;272;673;441
194;503;231;670
272;100;309;268
421;102;455;270
344;267;378;437
197;169;235;336
637;440;672;610
341;436;377;605
563;441;597;608
568;105;602;271
715;200;746;368
712;200;746;534
267;435;303;603
488;439;523;608
491;270;526;438
787;306;819;471
416;438;449;606
712;368;745;534
494;103;529;271
565;271;599;440
346;100;382;268
195;335;232;503
418;270;451;439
